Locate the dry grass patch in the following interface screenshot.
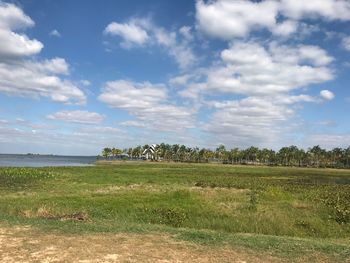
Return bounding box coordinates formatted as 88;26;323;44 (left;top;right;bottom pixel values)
0;224;282;263
20;206;89;222
291;201;312;210
93;184;171;194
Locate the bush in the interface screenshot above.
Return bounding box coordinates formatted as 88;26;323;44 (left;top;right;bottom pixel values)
320;187;350;224
0;168;56;188
141;207;188;227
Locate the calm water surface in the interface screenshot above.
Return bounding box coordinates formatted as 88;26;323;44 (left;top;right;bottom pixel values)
0;154;97;167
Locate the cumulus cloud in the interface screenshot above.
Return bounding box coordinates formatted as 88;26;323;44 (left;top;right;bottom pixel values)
47;110;105;124
98;80;195;132
181;41;334;98
104;21;149;47
28;57;70;75
203;96;294;147
320;90;335;100
0;3;42;58
196;0;350;39
0;3;86;104
176;40;335;147
49;29;61;37
279;0;350;20
104;18;196;69
0;59;85;104
270;20;298;36
196;0;279;39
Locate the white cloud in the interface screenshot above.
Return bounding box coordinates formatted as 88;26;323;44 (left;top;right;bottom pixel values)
120;120;146;128
0;2;34;30
0;122;129;155
320;90;335;100
104;18;196;69
0;59;85;104
203;96;295;147
342;36;350;51
0;3;42;58
179;26;193;41
195;0;350;40
169;74;191;86
0;3;86;104
98;80;195;132
49;29;61;37
98;80;167;109
78;126;121;134
280;0;350;21
196;0;279;39
153;27;196;69
0;28;43;58
28;57;70;75
189;41;334;97
104;21;149;47
270;20;298;36
47;110;105;124
202;93;320;147
177;40;335;147
303;133;350;149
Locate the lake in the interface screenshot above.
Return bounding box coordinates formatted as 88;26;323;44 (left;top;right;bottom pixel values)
0;154;97;167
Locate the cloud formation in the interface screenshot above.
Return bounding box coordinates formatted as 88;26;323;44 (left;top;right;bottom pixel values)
342;36;350;51
104;21;149;47
104;18;196;69
175;39;336;147
180;41;334;98
0;2;86;104
47;110;105;124
98;80;195;132
196;0;350;39
49;29;61;37
320;90;335;100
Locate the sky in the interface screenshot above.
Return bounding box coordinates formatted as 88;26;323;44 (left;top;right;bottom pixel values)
0;0;350;155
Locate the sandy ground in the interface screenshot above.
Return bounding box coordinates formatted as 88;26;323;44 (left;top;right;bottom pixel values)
0;224;283;263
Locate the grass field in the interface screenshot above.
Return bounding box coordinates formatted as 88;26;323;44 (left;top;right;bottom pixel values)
0;162;350;262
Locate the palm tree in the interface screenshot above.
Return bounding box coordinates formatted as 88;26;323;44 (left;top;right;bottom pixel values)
101;145;350;169
102;147;112;159
171;144;180;162
345;147;350;168
132;146;142;159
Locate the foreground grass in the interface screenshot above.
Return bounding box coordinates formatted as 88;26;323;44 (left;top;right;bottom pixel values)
0;162;349;262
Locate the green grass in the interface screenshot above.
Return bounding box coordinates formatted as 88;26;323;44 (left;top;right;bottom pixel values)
0;162;350;261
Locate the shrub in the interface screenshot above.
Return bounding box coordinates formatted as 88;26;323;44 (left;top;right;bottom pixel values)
0;168;56;188
141;207;188;227
320;187;350;224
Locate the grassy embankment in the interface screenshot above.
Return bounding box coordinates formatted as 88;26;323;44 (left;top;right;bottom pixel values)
0;162;349;261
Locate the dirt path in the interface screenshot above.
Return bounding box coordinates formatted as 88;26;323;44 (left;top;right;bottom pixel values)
0;224;282;263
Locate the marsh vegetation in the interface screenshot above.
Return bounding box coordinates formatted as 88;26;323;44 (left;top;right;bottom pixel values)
0;163;349;262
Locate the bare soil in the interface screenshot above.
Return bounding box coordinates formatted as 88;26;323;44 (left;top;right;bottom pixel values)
0;224;282;263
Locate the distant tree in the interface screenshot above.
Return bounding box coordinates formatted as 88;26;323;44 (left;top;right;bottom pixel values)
101;144;350;169
111;148;122;158
102;147;112;159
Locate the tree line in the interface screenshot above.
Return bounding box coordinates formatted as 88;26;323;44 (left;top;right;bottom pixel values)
101;144;350;169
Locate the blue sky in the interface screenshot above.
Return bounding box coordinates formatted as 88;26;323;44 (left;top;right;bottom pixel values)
0;0;350;155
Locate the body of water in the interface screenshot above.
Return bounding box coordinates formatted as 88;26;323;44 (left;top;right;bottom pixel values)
0;154;97;167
